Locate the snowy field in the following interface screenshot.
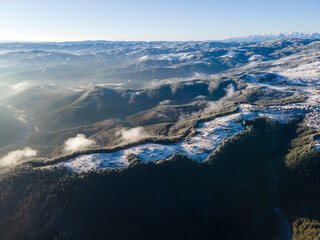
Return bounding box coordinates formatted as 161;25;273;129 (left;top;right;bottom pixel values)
246;71;320;131
50;105;301;172
246;72;320;151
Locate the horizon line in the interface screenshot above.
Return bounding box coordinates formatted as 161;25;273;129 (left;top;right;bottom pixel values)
0;31;319;43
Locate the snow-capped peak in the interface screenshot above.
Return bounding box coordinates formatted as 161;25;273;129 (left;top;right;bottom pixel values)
224;32;320;42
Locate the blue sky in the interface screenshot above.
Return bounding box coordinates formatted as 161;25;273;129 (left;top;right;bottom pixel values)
0;0;319;41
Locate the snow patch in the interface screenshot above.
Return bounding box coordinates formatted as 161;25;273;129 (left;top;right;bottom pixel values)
278;61;320;82
221;51;240;59
50;106;301;172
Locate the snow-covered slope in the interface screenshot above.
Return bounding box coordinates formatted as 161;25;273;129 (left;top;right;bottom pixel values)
50;104;305;172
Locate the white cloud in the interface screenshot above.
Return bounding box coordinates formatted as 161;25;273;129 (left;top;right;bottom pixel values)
194;95;206;100
116;127;149;143
63;134;95;154
220;84;235;100
159;99;172;105
204;101;220;113
12;81;29;90
0;147;37;167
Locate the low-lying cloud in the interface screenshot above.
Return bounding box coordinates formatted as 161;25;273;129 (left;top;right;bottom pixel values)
220;84;235;100
194;95;206;100
12;81;29;90
0;147;38;167
203;84;235;114
204;102;220;113
116;127;149;143
63;134;96;154
159;99;172;105
178;111;201;121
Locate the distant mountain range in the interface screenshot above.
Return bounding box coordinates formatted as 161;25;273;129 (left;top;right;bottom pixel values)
223;32;320;42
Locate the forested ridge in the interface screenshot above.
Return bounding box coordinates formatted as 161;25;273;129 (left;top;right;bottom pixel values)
0;118;319;239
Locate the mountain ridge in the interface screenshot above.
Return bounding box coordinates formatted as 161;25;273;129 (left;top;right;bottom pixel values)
223;32;320;42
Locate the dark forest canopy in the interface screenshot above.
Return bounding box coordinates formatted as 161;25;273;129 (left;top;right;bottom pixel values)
0;118;319;240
